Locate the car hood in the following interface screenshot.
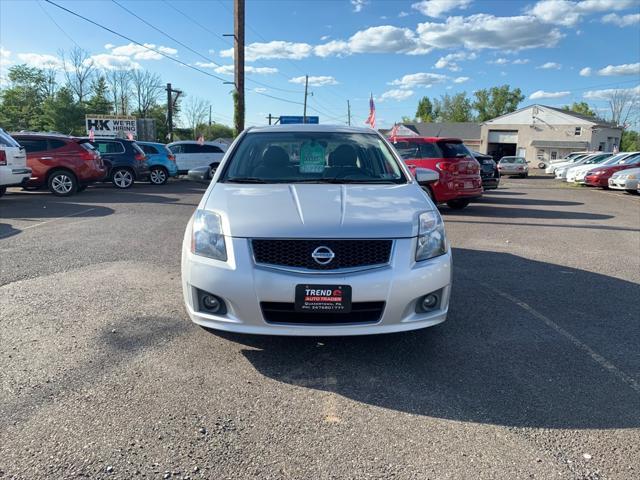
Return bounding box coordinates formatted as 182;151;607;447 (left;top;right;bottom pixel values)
613;167;640;177
204;183;432;238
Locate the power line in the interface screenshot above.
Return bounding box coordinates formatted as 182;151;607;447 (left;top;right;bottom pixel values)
111;0;222;68
251;90;304;106
44;0;229;83
37;0;82;48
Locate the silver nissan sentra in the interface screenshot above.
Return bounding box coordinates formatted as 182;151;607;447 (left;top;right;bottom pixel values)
181;124;452;336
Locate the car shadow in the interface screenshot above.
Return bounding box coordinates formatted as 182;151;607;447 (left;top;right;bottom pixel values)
0;223;21;239
476;196;583;207
212;249;640;430
442;204;612;220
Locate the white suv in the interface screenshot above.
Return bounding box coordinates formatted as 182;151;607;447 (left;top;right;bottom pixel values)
167;141;227;177
0;128;31;197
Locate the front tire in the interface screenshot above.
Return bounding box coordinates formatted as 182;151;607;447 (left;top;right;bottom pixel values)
48;170;77;196
149;166;168;185
112;168;134;189
446;199;470;210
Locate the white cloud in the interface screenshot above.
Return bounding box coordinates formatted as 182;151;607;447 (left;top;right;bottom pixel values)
528;0;636;27
0;46;11;68
489;57;509;65
349;25;424;54
221;41;313;61
320;35;330;41
512;58;530;64
254;87;268;93
602;13;640;27
537;62;562;69
434;51;476;71
314;40;349;57
580;67;592;76
90;54;140;70
351;0;368;12
596;63;640;76
196;63;278;75
289;75;338;86
453;76;470;83
529;90;571;99
17;53;64;69
398;11;409;17
412;0;472;18
104;43;115;50
379;89;414;102
389;72;448;89
584;85;640;100
107;43;177;60
416;14;564;51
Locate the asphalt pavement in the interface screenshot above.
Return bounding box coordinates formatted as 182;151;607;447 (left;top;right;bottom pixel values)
1;176;639;480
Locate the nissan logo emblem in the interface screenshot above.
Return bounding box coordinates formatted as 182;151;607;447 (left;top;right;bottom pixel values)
311;246;335;265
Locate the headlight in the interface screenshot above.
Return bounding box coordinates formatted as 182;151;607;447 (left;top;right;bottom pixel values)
628;174;637;180
416;211;447;261
191;209;227;260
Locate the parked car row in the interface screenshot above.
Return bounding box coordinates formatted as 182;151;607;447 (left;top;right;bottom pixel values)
548;150;640;194
0;129;228;197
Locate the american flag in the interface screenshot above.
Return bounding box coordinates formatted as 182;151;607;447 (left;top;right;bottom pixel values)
88;127;95;142
365;93;376;129
389;123;399;142
197;135;205;145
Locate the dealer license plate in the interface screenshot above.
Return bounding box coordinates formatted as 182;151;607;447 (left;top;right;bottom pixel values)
295;285;352;313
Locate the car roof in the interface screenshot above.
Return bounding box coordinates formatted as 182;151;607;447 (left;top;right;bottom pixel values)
246;124;377;134
137;141;164;146
167;140;226;145
390;136;463;143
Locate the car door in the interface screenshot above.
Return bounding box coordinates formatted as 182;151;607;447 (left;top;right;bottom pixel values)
168;143;188;172
94;140;125;175
17;137;50;184
200;144;225;167
183;143;206;170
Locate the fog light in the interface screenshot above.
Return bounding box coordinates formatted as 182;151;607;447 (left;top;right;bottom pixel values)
202;295;221;312
422;294;438;310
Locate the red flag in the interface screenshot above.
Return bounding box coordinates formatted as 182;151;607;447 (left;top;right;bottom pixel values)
364;93;376;129
197;135;205;145
88;127;95;142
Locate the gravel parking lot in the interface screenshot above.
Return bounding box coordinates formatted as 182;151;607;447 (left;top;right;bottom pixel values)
1;177;639;480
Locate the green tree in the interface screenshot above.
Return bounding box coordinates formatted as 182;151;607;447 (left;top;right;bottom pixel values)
473;85;524;121
415;96;434;123
401;116;416;123
85;76;112;114
0;64;49;131
434;93;473;122
562;101;596;118
620;130;639;151
147;103;169;142
41;86;86;135
198;123;235;140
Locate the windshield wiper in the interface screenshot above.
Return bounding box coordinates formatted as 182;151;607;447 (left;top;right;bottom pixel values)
225;177;267;183
320;178;400;184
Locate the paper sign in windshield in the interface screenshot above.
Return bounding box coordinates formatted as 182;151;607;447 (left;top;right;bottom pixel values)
299;141;326;173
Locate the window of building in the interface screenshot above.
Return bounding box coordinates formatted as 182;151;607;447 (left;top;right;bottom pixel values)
551;151;558;160
575;127;582;136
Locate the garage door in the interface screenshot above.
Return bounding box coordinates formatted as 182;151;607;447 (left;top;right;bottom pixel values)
488;130;518;143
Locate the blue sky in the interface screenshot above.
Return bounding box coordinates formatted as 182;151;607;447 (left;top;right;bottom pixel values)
1;0;639;129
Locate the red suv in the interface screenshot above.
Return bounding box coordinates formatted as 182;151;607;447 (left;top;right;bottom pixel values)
12;133;106;196
391;136;483;209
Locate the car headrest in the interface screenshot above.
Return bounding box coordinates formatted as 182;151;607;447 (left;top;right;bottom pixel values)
329;144;357;167
262;146;289;168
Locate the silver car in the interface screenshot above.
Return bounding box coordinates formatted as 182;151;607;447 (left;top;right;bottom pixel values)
498;156;529;177
181;124;452;336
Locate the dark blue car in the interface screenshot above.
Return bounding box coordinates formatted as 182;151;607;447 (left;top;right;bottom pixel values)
137;141;179;185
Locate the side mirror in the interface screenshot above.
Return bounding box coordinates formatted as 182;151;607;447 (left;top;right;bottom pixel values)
187;166;211;183
414;167;439;184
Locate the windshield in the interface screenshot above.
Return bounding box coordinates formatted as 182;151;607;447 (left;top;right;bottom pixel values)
221;131;407;184
619;153;640;165
500;157;525;164
393;140;471;160
0;129;21;148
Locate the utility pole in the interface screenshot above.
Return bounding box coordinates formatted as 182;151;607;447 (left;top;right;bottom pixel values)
347;100;351;126
234;0;245;133
208;104;212;126
165;83;182;142
303;75;309;123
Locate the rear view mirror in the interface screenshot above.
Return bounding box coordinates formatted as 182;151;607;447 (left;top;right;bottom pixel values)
414;167;439;184
187;166;211;183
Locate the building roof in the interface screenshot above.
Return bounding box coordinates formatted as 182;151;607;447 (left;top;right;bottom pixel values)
485;104;620;128
401;122;482;140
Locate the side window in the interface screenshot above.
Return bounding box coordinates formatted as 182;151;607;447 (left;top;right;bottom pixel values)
95;141;124;154
48;139;67;150
140;144;158;154
201;144;224;153
168;144;182;154
19;139;49;153
184;144;202;154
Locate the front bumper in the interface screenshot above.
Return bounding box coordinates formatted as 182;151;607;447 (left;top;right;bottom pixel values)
585;174;608;187
609;177;638;190
480;176;499;190
182;236;452;336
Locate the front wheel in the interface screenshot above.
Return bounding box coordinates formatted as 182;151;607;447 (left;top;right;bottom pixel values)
48;170;77;196
446;199;470;210
149;166;168;185
538;162;546;169
112;168;134;189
